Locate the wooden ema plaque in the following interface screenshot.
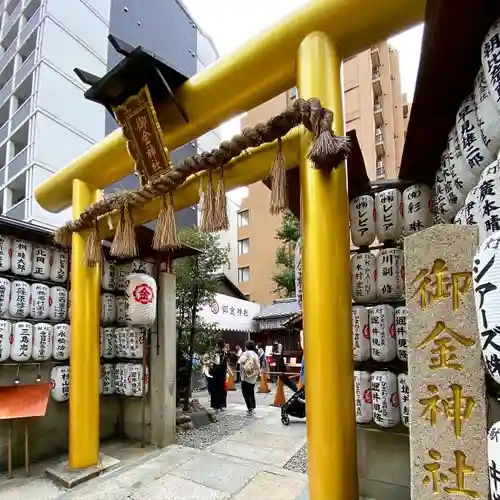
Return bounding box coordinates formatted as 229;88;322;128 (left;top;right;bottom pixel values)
0;383;51;419
113;85;171;186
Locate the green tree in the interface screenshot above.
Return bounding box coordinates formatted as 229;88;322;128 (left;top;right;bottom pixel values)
174;227;229;408
271;212;300;297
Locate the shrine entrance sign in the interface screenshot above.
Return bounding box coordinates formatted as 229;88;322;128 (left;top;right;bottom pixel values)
405;225;488;500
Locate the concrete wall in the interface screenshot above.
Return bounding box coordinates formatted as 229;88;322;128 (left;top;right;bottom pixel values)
0;364;119;471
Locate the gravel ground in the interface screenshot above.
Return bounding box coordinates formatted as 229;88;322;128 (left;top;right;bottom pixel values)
176;412;253;449
284;443;308;474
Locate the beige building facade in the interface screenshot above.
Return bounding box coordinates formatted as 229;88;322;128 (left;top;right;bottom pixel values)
237;43;410;305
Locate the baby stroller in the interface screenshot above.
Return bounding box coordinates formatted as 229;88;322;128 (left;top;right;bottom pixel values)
281;386;306;425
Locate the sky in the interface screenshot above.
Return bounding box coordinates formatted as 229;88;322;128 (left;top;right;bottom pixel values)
182;0;424;203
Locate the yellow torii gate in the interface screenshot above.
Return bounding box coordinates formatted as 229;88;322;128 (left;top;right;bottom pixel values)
35;1;425;498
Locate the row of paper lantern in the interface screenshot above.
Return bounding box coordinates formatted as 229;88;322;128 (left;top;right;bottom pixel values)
101;274;157;327
352;305;407;363
433;18;500;234
354;370;409;428
0;236;68;282
351;248;405;303
102;259;155;292
0;321;69;362
100;326;146;359
50;363;149;402
0;279;67;321
350;184;433;247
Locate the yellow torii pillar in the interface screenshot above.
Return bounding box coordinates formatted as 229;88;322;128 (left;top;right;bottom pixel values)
298;33;356;500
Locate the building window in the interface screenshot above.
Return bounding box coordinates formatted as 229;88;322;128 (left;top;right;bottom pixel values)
238;266;250;283
238;238;250;255
237;209;249;227
289;87;298;100
376;160;386;179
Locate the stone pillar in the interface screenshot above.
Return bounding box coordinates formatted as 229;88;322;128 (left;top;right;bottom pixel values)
405;225;488;500
149;272;176;447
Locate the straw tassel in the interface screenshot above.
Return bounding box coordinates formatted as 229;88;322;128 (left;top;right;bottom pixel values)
307;109;351;169
110;204;138;259
54;228;72;249
84;221;103;267
153;193;179;251
214;167;229;231
269;137;288;215
201;170;216;232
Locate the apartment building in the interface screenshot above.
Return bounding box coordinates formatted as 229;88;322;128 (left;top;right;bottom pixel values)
237;42;410;305
0;0;222;231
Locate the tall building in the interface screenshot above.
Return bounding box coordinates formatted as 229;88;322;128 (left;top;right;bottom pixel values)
237;42;410;305
0;0;222;228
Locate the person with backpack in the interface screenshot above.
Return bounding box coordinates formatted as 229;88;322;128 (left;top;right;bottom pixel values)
238;340;260;415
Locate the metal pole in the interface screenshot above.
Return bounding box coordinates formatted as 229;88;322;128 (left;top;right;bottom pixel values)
69;179;101;469
297;32;358;500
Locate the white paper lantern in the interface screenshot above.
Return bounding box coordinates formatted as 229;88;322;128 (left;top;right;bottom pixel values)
10;321;33;361
100;293;116;325
115;327;128;358
488;422;500;500
354;370;372;424
122;364;133;396
456;93;494;177
100;327;116;359
448;126;480;197
371;371;400;428
454;207;466;225
50;366;70;402
350;252;377;303
31;245;51;280
126;274;157;326
403;183;433;236
11;239;32;276
369;304;396;363
52;323;70;361
395;306;408;362
376;248;404;300
374;189;402;242
116;296;129;325
50;249;69;283
9;280;30;318
474;69;500;155
352;306;370;361
32;323;53;362
131;259;154;276
101;364;115;395
349;195;376;247
463;185;480;226
482;18;500;108
130;363;148;397
128;327;145;359
476;176;500;242
441;148;466;211
0;235;11;272
480;160;500;183
397;373;410;428
114;363;124;395
433;169;454;223
473;234;500;383
29;283;50;320
0;320;11;362
102;261;117;291
0;277;10;315
49;286;67;321
117;263;133;291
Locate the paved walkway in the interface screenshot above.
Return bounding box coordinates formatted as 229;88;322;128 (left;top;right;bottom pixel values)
0;391;308;500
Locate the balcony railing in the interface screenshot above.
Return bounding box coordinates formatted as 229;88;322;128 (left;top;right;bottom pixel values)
6;145;28;180
0;77;12;108
0;40;17;74
11;95;31;131
3;1;22;37
19;5;41;45
0;121;8;144
14;49;35;86
5;198;26;220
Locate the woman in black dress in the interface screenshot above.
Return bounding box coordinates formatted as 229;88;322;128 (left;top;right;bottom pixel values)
210;339;228;410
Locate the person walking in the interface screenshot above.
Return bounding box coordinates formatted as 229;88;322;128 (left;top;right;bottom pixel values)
238;340;260;415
